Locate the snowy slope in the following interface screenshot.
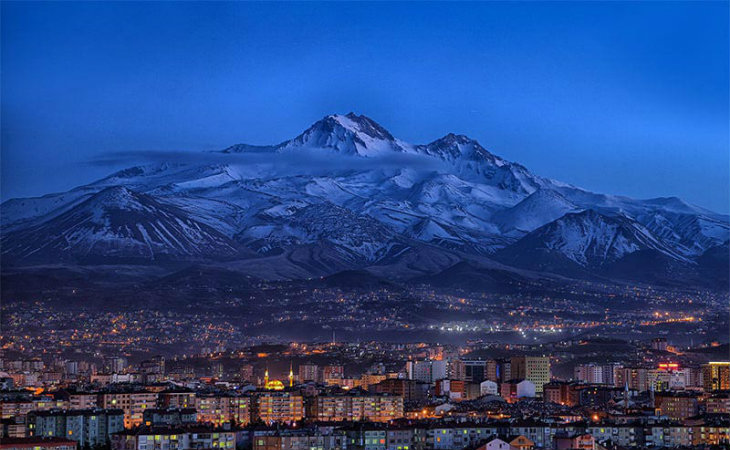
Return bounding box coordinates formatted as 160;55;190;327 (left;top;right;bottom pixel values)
414;133;550;193
492;188;580;234
496;209;689;274
2;187;239;264
1;113;728;284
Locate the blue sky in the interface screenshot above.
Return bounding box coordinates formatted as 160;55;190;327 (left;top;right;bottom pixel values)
2;1;728;212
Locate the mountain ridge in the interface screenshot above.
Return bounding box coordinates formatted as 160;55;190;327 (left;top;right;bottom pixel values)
2;113;728;289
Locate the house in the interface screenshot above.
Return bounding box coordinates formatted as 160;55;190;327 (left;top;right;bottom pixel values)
475;436;510;450
508;435;534;450
553;433;595;450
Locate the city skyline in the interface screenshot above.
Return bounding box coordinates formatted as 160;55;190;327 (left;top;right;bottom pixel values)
0;3;728;449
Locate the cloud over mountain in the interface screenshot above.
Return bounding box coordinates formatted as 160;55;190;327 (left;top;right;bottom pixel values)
3;113;728;288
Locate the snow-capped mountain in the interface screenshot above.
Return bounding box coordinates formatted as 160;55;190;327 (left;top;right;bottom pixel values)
2;186;239;264
414;133;548;194
496;209;688;275
2;113;728;286
492;188;580;235
223;112;409;156
281;112;409;156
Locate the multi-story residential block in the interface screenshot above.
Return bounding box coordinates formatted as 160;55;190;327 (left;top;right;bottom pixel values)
141;408;196;426
644;424;693;448
195;395;250;426
510;357;550;394
574;364;604;384
359;375;387;390
654;392;700;420
427;425;500;450
253;391;304;424
615;367;649;392
240;364;255;382
683;366;703;388
0;402;34;421
322;366;344;381
405;361;432;383
385;428;413;450
0;398;69;421
157;390;196;409
651;338;668;352
98;391;158;428
27;409;124;448
706;392;730;414
309;391;403;423
450;360;487;383
485;359;510;383
111;425;236;450
0;437;78;450
686;416;730;446
575;362;623;386
370;379;428;402
543;381;584;406
65;393;98;410
298;365;320;383
0;418;26;439
252;429;345;450
103;358;128;374
578;385;626;407
702;362;730;392
344;426;388;450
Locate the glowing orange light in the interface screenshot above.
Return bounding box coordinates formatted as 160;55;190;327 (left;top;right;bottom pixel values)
658;363;679;371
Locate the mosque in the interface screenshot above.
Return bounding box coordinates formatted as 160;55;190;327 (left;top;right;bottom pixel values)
263;363;294;390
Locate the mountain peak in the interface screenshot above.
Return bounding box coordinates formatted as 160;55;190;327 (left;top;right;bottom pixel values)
343;111;372;122
327;113;393;139
417;132;503;165
436;132;476;144
280;113;404;156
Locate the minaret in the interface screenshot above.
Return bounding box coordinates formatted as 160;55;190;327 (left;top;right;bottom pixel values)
624;381;629;412
264;367;270;387
288;362;294;387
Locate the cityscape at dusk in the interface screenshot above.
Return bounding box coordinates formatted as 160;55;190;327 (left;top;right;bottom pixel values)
1;2;728;450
